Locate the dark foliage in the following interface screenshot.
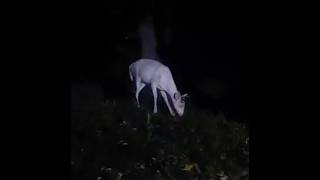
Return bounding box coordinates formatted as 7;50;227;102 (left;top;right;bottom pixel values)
71;97;249;180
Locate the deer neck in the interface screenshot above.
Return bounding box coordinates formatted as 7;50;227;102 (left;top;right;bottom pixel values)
164;80;178;100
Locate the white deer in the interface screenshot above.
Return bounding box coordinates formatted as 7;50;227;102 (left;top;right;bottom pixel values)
129;59;188;117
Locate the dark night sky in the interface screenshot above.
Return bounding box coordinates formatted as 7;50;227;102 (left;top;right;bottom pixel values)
71;0;247;124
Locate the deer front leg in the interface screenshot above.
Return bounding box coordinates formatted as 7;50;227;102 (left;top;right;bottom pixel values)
160;91;175;116
151;83;158;114
135;81;145;108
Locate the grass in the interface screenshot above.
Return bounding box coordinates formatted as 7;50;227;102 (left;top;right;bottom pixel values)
71;99;249;180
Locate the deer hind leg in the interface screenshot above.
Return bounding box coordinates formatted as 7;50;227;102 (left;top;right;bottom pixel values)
160;91;175;116
151;83;158;113
135;80;145;108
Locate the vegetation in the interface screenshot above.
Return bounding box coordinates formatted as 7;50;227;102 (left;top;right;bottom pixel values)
71;99;249;180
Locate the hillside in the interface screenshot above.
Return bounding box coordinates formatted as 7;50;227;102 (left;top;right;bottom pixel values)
71;98;249;180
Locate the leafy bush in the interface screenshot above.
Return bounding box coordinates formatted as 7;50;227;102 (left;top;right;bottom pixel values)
71;99;249;180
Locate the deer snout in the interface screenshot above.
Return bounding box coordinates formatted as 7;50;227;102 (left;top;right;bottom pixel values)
177;112;183;117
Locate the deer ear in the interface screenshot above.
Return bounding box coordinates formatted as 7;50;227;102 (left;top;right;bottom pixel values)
181;94;190;102
181;93;189;98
